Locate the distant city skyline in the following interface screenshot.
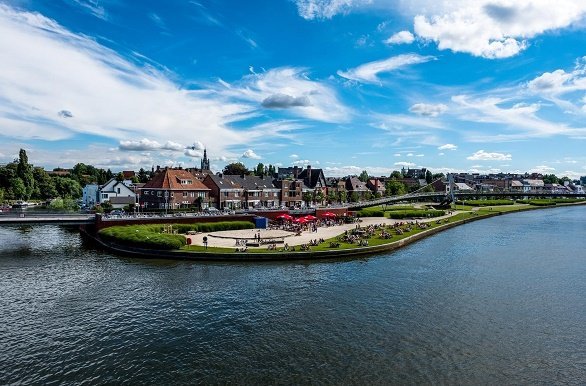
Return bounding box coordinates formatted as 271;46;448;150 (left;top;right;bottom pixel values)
1;0;586;178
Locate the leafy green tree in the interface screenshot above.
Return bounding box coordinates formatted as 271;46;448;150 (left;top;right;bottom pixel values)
302;191;313;206
16;149;34;199
390;170;402;179
54;177;82;199
364;190;373;200
542;174;559;184
116;172;124;182
327;190;337;204
137;168;149;183
10;177;27;200
267;164;276;177
422;184;435;193
0;187;5;203
385;180;407;196
338;190;347;203
358;170;369;182
223;162;249;175
254;163;265;177
350;192;359;202
33;167;58;199
432;173;445;180
425;170;433;184
315;190;325;204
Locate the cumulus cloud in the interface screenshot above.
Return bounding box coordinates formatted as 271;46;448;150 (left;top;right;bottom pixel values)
337;53;435;83
409;103;448;117
188;141;205;151
438;143;457;151
184;148;203;158
118;138;185;152
58;110;73;118
385;30;415;45
261;93;311;108
467;150;512;161
413;1;586;59
219;67;351;123
242;149;261;159
289;154;299;158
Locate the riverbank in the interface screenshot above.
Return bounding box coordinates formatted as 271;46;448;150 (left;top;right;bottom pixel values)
84;201;585;261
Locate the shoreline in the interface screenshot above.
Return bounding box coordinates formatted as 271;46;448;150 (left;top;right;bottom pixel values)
83;202;585;262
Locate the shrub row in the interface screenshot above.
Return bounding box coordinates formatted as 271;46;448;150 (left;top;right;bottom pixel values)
99;225;186;250
387;209;445;219
357;208;385;217
455;199;514;206
98;221;255;250
172;221;254;234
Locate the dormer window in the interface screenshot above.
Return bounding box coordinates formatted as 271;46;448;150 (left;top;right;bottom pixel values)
179;179;193;185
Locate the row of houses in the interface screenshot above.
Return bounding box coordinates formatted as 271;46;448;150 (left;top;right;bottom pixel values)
82;165;585;210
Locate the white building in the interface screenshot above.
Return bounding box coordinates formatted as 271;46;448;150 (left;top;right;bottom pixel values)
98;179;136;207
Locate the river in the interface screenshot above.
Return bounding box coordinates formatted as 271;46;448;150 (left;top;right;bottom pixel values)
1;206;584;385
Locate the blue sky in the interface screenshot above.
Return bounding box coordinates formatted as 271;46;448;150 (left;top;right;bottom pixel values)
1;0;586;178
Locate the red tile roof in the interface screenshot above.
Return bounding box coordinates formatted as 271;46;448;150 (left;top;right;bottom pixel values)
142;169;210;190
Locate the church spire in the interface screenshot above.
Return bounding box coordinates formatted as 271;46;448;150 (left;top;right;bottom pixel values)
200;148;210;171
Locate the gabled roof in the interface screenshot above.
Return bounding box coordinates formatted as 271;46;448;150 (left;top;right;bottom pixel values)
346;176;368;191
142;169;209;190
297;167;326;188
223;175;278;190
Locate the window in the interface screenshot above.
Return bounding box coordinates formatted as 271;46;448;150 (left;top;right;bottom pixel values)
117;188;120;194
170;192;174;197
223;192;229;197
190;192;195;197
157;191;162;197
198;192;206;198
183;192;188;197
101;193;108;199
144;191;148;196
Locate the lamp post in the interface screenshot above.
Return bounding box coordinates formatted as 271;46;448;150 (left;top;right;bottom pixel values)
164;190;169;216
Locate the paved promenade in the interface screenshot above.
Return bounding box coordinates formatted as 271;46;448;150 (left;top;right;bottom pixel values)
186;212;460;249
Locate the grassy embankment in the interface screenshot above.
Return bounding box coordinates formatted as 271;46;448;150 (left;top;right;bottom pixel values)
99;221;254;250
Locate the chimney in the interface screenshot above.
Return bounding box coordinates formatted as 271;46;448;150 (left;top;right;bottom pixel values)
307;165;311;180
293;166;299;179
156;165;160;172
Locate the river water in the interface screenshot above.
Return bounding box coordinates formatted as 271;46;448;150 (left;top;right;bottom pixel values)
1;206;584;385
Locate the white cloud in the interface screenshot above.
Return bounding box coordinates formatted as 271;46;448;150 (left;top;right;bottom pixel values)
385;30;415;45
467;150;512;161
530;165;556;173
292;159;320;166
438;143;457;151
219;67;351;123
452;95;586;141
242;149;261;159
188;141;205;151
413;1;586;59
337;53;435;84
394;161;416;167
289;154;299;158
409;103;448;117
118;138;184;152
184;149;203;158
294;0;370;20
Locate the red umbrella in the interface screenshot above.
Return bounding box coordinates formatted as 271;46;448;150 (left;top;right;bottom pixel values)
276;214;293;221
304;215;317;221
322;212;337;218
294;217;308;223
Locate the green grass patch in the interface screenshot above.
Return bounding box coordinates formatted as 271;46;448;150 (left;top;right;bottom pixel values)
99;221;254;250
455;199;514;206
387;209;445;219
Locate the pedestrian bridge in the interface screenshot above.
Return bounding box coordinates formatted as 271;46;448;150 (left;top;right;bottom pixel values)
0;213;96;226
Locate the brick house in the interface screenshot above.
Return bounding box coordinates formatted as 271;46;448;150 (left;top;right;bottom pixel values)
366;178;386;196
223;175;281;209
274;179;304;208
202;174;245;210
139;168;210;210
345;176;369;201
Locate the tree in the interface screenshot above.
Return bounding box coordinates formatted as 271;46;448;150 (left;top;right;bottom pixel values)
425;170;433;184
390;170;402;179
16;149;34;200
254;163;265;177
350;192;359;203
364;190;373;200
10;177;27;200
137;168;149;183
0;187;5;203
385;180;407;196
338;190;347;203
432;173;445;180
223;162;249;175
542;174;559;184
116;172;124;182
267;164;276;177
358;170;369;182
327;190;337;204
302;191;313;206
422;184;435;193
54;177;82;199
33;167;58;199
315;190;325;204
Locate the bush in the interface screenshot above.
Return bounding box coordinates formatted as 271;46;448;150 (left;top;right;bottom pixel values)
388;209;445;219
455;200;513;206
99;224;185;250
357;208;385;217
98;221;255;250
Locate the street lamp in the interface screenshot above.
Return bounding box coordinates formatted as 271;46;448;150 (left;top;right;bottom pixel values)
164;190;169;216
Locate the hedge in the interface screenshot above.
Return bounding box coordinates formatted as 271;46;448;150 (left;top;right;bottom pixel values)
388;209;445;219
356;208;385;217
455;199;513;206
99;221;255;250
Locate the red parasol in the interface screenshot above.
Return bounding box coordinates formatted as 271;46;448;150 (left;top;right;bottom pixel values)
303;215;317;221
322;212;337;218
276;213;293;221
